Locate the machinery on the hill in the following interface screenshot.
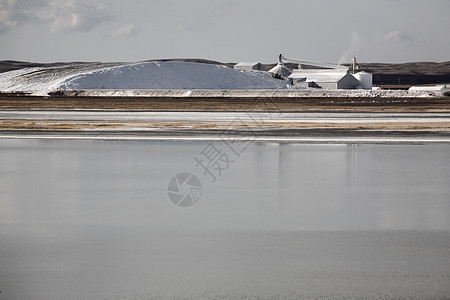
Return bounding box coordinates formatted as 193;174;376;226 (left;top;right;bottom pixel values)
281;55;348;71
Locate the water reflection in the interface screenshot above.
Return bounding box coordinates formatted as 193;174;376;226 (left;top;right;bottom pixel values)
1;139;450;300
1;139;449;231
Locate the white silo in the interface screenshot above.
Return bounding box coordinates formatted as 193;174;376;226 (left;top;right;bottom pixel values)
353;71;373;90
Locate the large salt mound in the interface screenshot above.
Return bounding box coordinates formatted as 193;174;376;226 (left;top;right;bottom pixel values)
0;61;291;92
61;62;290;90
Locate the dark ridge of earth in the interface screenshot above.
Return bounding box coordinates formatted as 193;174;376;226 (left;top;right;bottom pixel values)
1;58;450;86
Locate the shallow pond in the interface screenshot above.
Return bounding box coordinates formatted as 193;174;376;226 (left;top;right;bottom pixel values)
1;140;449;299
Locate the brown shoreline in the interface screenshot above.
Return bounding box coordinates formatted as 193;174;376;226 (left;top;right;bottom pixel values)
1;95;450;112
1;95;450;141
1;120;449;131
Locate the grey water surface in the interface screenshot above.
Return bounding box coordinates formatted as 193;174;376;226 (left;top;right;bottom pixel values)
0;140;449;299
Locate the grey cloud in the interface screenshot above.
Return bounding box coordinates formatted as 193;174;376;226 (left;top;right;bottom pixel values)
0;10;18;33
0;0;112;33
195;0;234;28
1;0;448;63
46;1;112;32
160;0;234;33
383;31;413;42
107;24;141;38
0;0;46;33
387;0;450;6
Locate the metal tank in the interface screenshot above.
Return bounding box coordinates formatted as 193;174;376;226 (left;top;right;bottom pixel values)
353;71;373;90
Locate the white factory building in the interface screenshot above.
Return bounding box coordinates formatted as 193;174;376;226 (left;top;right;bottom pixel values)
234;62;263;71
288;69;373;89
289;69;355;89
275;55;373;90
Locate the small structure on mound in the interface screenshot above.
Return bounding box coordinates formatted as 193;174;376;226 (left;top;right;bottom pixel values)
234;62;263;71
268;54;292;79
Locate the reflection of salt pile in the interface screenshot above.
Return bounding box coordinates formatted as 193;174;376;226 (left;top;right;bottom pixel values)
0;61;291;92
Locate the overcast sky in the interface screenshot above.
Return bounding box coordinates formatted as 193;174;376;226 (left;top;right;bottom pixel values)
1;0;449;64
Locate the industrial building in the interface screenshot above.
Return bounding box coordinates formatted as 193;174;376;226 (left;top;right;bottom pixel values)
234;62;263;71
278;55;373;90
288;69;360;89
267;54;292;79
268;64;292;79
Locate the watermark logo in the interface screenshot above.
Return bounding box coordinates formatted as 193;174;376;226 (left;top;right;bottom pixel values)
166;98;282;208
167;172;202;208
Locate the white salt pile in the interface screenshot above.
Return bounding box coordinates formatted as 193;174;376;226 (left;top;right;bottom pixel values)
0;61;291;93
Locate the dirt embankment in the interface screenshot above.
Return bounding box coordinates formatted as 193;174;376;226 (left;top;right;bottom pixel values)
1;119;448;132
1;94;450;112
1;95;449;139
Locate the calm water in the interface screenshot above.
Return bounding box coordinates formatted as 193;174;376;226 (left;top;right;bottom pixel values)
1;140;450;299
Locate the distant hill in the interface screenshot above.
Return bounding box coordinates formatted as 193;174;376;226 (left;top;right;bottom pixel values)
358;62;450;86
360;62;450;76
1;59;450;86
0;60;85;74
